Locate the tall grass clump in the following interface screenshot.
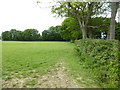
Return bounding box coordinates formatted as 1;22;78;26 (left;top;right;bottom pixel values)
75;39;119;88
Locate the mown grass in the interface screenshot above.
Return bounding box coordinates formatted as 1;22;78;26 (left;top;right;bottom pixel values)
2;41;71;78
2;41;99;88
64;53;99;88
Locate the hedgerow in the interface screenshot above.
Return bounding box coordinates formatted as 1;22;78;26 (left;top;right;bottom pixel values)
75;39;119;88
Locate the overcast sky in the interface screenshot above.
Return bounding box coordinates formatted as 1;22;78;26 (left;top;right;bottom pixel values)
0;0;65;35
0;0;119;35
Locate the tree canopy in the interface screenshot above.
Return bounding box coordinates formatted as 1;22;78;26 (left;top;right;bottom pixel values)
52;1;108;38
60;17;82;41
42;26;63;41
2;29;41;41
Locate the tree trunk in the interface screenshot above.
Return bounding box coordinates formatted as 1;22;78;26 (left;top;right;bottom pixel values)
88;28;93;38
108;2;119;40
81;26;87;39
77;17;87;39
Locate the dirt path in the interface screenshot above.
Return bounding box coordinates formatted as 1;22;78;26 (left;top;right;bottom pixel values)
36;62;83;88
2;62;83;88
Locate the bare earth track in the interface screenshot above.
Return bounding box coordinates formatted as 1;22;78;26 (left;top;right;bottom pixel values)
2;62;84;88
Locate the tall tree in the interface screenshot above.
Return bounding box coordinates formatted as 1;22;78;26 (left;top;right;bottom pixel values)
108;2;119;40
60;17;82;41
10;29;18;41
2;31;12;41
23;29;40;41
42;26;63;41
52;2;107;38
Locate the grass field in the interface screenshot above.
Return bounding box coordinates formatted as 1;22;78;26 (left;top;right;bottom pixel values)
2;41;99;88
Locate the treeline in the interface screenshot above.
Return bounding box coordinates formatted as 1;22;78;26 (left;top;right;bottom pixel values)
1;17;120;41
2;29;41;41
1;28;65;41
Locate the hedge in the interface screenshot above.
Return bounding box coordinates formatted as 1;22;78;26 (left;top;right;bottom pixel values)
75;39;119;88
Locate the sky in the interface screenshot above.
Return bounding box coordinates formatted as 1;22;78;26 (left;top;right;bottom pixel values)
0;0;65;35
0;0;119;35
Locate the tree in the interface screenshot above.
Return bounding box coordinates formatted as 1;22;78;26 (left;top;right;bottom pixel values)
108;2;119;40
2;29;41;41
42;30;49;40
2;29;24;41
15;31;24;41
42;26;63;41
88;17;110;38
23;29;40;41
60;17;82;41
10;29;19;41
52;2;107;38
2;31;12;41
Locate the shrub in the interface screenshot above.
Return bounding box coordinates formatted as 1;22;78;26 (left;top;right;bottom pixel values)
75;39;119;88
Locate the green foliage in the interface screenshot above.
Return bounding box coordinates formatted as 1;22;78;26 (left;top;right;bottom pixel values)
52;2;107;18
60;17;82;41
1;17;119;41
75;39;119;88
2;29;42;41
115;22;120;41
52;2;109;38
23;29;40;41
2;29;25;41
2;31;12;41
88;17;110;38
42;26;63;41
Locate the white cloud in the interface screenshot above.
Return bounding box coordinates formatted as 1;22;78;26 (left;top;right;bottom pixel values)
0;0;65;35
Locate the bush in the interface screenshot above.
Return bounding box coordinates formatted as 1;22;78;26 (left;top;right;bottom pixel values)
75;39;119;88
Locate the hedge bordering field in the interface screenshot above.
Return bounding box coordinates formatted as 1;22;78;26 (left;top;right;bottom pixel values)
75;39;119;88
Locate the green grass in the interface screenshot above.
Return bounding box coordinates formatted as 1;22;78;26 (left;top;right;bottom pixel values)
2;41;99;88
24;80;37;86
2;41;72;76
0;41;1;89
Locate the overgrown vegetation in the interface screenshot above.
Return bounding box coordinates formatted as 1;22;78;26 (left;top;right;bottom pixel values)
75;39;119;88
